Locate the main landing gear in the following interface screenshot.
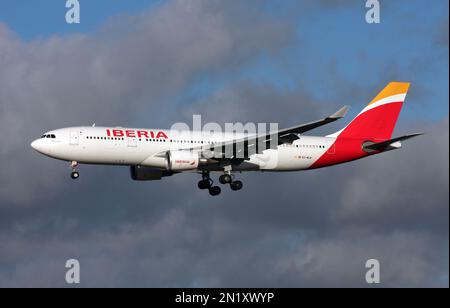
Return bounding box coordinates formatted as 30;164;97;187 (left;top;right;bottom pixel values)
70;161;80;180
219;173;243;191
230;180;243;191
198;173;221;196
198;171;243;196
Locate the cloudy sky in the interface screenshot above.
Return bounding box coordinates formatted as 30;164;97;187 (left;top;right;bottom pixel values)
0;0;448;287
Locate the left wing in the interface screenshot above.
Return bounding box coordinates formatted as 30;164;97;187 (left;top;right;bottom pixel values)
194;105;350;160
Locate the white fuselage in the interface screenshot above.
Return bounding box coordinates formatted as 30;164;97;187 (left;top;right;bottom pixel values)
31;126;337;172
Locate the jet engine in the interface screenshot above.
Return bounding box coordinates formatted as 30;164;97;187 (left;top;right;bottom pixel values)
165;150;200;171
130;165;174;181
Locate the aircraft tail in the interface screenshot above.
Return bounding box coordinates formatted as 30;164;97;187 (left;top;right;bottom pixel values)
329;82;410;140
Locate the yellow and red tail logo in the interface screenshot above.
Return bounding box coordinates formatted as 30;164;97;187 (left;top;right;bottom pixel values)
368;82;410;106
335;82;410;141
312;82;412;169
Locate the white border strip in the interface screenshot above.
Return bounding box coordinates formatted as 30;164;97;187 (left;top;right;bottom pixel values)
326;94;407;138
360;93;406;114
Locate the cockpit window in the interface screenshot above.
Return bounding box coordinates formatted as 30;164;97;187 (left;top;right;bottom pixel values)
42;134;56;139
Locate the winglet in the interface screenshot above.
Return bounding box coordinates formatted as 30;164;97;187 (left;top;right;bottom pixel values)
330;105;350;119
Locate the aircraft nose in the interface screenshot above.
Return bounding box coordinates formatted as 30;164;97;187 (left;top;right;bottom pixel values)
31;139;44;152
31;137;56;156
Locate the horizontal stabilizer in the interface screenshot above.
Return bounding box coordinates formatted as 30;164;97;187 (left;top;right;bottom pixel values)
363;133;424;152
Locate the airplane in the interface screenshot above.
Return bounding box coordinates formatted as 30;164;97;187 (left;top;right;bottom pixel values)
31;82;422;196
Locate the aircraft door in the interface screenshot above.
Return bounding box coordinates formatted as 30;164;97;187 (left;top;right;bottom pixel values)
128;137;137;147
70;131;79;145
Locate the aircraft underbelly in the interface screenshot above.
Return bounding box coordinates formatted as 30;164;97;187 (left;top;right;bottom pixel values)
56;142;158;165
275;147;312;170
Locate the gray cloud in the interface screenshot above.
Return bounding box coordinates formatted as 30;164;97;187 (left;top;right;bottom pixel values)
0;111;447;288
182;81;331;127
0;0;448;288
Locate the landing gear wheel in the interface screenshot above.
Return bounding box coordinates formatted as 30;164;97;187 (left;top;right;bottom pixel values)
219;174;232;184
70;161;79;180
209;186;221;196
230;180;243;191
198;179;211;190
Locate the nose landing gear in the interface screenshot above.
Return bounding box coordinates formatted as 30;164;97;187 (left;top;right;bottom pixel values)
70;161;79;180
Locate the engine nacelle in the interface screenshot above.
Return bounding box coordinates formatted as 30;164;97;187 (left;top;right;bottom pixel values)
130;166;174;181
166;150;199;171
